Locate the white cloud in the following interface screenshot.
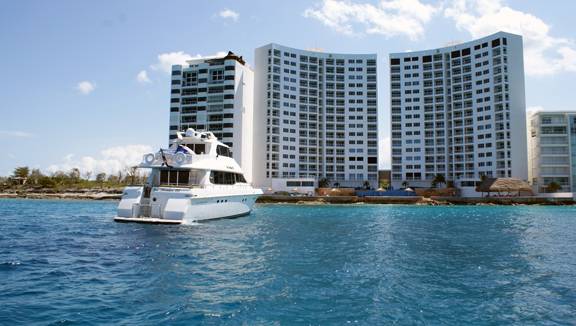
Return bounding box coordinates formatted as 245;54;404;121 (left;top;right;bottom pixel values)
150;51;194;73
150;51;228;74
47;144;153;177
136;70;151;84
444;0;576;76
76;81;95;95
303;0;438;40
219;8;239;22
0;130;33;138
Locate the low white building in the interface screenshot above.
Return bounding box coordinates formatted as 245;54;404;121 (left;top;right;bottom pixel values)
168;52;255;182
528;111;576;193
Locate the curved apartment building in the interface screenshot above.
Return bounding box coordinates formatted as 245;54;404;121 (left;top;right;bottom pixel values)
253;44;379;191
389;31;528;192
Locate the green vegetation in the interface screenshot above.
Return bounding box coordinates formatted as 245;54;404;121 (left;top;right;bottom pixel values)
0;166;148;192
545;181;562;193
431;174;446;188
318;177;330;188
363;180;371;190
379;180;390;190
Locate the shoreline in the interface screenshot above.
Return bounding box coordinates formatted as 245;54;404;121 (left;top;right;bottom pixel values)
1;192;574;206
0;191;122;201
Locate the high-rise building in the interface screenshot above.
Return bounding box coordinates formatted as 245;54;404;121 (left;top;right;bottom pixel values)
389;31;528;192
253;44;379;190
168;52;255;182
528;111;576;193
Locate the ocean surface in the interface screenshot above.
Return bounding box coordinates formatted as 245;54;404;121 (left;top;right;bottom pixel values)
0;199;575;325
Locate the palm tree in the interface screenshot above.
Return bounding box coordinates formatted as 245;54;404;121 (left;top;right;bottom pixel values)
432;174;446;188
13;166;29;179
363;180;371;190
318;177;330;188
546;181;562;193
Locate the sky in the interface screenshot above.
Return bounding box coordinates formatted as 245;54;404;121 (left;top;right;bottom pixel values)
1;0;575;177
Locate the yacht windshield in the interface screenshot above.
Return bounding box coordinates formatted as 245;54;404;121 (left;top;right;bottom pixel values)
156;169;202;187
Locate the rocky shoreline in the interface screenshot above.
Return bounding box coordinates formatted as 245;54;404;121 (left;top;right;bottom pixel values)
0;190;122;201
2;191;574;206
257;195;576;206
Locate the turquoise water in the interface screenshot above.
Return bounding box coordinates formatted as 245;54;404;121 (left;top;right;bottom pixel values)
1;199;575;325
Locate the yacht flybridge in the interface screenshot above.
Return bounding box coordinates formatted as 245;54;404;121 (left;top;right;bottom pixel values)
114;129;262;224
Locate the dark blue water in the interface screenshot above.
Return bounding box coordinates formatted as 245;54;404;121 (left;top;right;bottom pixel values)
1;199;575;325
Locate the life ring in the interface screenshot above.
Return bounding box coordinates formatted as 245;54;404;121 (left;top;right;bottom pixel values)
144;153;155;164
174;152;186;165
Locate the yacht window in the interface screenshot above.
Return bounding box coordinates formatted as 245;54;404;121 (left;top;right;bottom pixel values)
160;170;169;184
210;171;245;185
185;144;206;154
177;171;190;185
216;145;232;157
169;170;178;184
158;169;197;187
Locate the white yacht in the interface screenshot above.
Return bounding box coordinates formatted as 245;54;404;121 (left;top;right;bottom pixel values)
114;129;262;224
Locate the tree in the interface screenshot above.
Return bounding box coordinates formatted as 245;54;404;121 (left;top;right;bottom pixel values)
125;166;138;185
432;174;446;188
379;180;390;190
69;168;81;181
546;181;562;193
83;171;92;181
51;171;68;186
318;177;330;188
28;169;44;185
13;166;29;179
96;173;106;183
363;180;371;190
38;176;56;188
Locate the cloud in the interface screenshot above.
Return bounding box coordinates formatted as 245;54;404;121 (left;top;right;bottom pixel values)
0;130;33;138
47;144;153;177
76;81;95;95
219;9;239;22
444;0;576;76
303;0;438;40
150;51;228;74
150;51;194;73
136;70;151;84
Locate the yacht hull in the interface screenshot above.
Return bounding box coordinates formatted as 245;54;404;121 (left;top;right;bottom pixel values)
115;191;260;224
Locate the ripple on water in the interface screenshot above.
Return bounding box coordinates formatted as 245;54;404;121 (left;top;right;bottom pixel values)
0;200;575;324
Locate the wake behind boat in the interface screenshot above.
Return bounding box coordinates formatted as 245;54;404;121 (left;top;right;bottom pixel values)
114;128;262;224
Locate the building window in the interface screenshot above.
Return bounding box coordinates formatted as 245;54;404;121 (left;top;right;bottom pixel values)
210;69;224;82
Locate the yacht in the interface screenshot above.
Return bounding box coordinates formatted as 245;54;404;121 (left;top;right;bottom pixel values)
114;129;262;224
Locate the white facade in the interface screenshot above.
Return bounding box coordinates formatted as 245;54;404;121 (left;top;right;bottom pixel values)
528;111;576;193
253;44;379;190
389;31;528;190
169;52;255;182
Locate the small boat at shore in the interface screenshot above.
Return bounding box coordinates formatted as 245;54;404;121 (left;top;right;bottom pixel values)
114;129;262;224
